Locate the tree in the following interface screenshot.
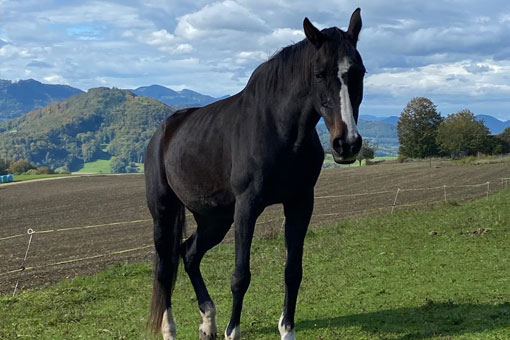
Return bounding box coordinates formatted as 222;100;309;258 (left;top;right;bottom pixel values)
397;97;442;158
0;158;10;175
7;160;36;174
495;127;510;154
110;156;128;173
356;139;377;166
436;109;490;158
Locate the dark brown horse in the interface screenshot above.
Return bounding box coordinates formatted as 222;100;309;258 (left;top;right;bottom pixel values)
145;8;365;340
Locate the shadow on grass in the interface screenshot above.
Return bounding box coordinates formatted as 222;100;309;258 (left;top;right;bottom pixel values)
259;301;510;339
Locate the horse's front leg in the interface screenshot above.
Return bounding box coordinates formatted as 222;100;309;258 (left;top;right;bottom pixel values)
279;190;314;340
225;194;263;340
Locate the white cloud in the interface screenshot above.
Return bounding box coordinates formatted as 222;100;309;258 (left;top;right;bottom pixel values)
175;0;269;39
1;0;510;118
146;29;175;45
367;60;510;97
43;74;67;84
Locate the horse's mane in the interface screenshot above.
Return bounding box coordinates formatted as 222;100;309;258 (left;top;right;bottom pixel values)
244;27;350;95
244;39;311;94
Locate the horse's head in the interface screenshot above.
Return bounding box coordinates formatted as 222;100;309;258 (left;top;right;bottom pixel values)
304;9;365;164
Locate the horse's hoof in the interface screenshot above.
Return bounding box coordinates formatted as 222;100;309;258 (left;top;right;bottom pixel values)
199;330;218;340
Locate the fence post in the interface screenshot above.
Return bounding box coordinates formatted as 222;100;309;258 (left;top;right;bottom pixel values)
443;185;447;203
13;228;35;296
391;188;400;214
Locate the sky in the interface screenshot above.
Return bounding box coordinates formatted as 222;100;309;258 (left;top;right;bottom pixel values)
1;0;510;120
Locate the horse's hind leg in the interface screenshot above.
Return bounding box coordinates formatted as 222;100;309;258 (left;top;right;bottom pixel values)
146;173;185;340
181;212;233;340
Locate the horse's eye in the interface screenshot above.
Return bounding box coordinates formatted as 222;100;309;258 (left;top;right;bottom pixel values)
315;72;325;81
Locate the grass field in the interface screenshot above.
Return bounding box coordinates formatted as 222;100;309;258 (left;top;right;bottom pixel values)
1;189;508;339
75;159;144;174
75;159;112;174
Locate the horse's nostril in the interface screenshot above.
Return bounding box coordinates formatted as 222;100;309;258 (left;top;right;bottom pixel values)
332;137;343;153
352;135;362;154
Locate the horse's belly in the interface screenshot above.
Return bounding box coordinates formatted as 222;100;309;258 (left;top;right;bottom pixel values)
166;158;234;215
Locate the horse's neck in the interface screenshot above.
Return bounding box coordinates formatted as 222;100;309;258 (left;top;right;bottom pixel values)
242;52;320;147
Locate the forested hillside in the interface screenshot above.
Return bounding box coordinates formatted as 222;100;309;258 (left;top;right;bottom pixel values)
0;79;83;121
0;88;175;171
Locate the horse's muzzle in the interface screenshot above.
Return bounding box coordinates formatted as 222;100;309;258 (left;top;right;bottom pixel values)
331;134;362;164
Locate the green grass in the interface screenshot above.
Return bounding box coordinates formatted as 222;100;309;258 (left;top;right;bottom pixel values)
75;159;112;174
1;191;509;339
11;173;71;182
452;154;510;165
75;160;144;174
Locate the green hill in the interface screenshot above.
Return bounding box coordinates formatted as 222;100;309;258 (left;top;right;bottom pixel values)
0;88;175;171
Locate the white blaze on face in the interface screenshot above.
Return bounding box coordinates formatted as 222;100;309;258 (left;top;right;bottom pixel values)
337;57;360;144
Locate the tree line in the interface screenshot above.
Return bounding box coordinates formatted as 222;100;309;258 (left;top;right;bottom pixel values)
397;97;510;159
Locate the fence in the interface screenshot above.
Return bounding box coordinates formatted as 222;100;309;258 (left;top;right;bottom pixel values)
1;178;509;296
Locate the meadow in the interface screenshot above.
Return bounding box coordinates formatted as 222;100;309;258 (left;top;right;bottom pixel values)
1;189;508;339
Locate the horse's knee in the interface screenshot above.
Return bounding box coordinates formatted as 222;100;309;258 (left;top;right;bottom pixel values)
284;264;302;290
231;268;251;295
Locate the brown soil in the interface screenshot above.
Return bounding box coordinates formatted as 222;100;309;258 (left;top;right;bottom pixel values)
1;160;508;293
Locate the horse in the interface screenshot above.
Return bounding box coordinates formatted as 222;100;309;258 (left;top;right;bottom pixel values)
144;8;365;340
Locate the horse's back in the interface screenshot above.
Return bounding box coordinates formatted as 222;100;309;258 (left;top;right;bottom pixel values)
152;102;238;214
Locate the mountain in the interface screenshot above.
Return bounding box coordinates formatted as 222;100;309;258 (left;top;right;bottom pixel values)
0;88;175;171
475;114;510;134
0;79;83;121
131;85;226;108
360;114;399;125
317;119;399;156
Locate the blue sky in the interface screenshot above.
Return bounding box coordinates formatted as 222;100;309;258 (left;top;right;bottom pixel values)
1;0;510;120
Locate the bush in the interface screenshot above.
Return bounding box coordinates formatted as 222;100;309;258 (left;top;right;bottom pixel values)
7;160;36;174
36;166;54;175
398;155;408;163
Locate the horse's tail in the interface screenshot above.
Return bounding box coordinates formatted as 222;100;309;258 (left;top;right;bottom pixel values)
147;203;185;336
145;123;186;336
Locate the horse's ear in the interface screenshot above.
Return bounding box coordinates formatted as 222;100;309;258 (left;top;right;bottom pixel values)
303;17;324;49
347;8;362;46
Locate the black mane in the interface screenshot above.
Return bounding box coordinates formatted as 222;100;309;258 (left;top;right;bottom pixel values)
244;27;352;94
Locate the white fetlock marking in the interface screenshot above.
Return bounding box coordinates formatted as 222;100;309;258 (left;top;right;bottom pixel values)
162;309;177;340
199;307;218;337
279;314;296;340
224;325;241;340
